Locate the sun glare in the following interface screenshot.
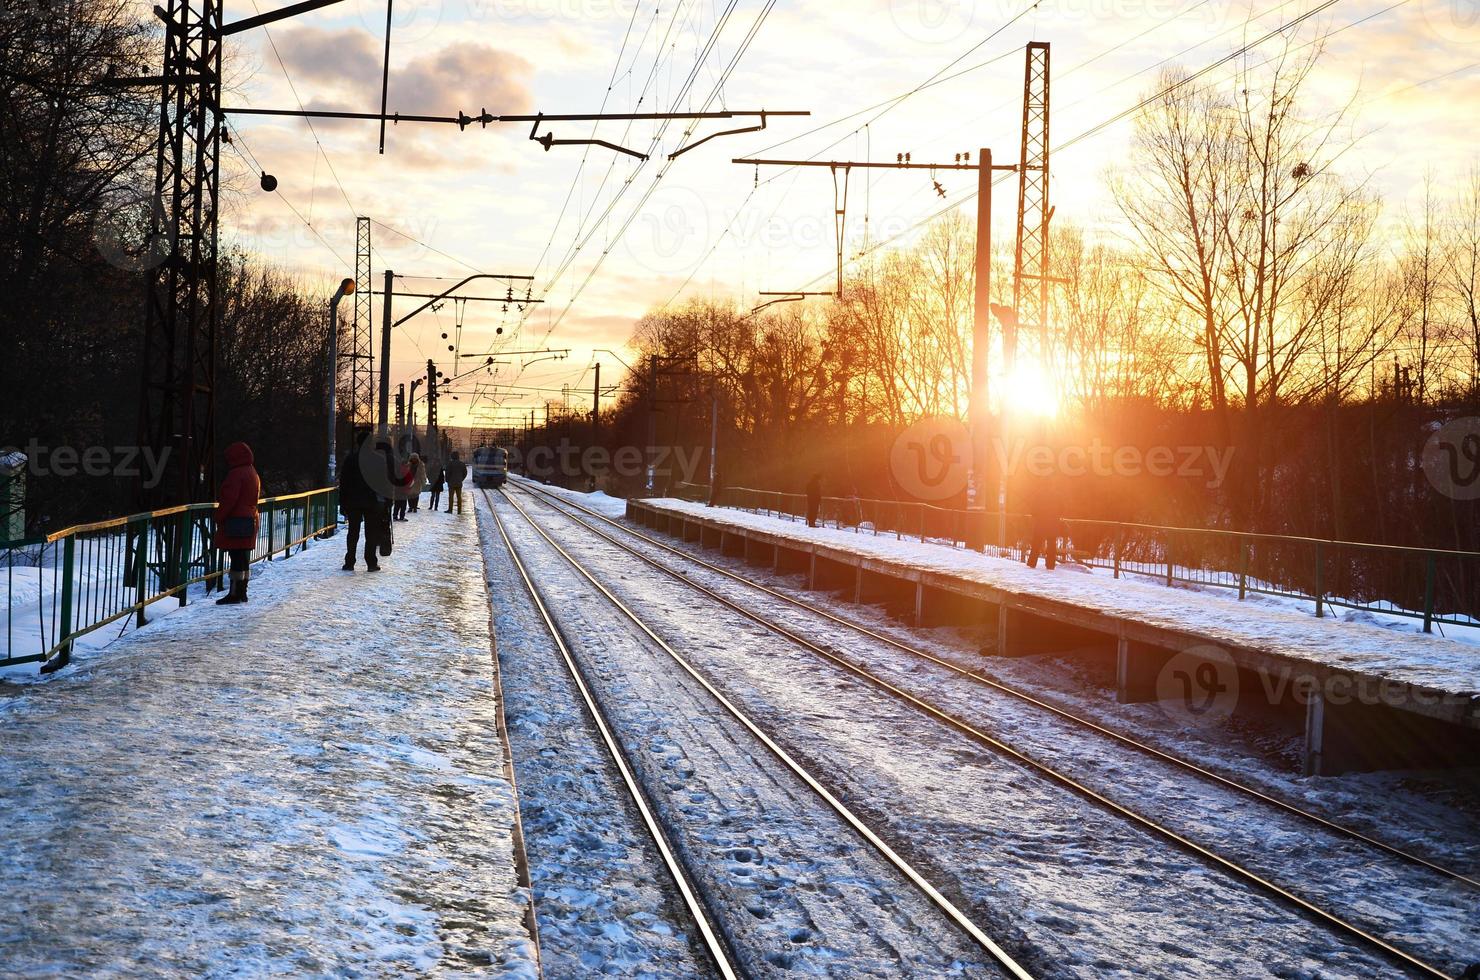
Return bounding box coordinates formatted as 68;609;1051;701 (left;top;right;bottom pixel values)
1000;356;1060;419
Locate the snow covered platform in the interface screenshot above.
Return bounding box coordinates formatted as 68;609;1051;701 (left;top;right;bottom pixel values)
0;506;538;974
626;497;1480;778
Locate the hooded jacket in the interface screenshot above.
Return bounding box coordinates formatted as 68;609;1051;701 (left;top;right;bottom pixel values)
215;442;261;551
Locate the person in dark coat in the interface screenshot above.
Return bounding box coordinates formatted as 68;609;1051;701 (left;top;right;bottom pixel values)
338;427;383;571
805;473;823;528
427;456;446;512
1025;472;1062;570
214;441;261;605
392;455;412;522
406;453;424;513
444;451;468;513
707;468;724;507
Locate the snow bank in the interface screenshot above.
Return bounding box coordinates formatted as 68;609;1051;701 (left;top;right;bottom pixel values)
640;497;1480;697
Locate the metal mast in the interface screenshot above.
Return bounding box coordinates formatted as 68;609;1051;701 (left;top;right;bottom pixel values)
1010;42;1051;366
350;216;375;425
136;0;224;507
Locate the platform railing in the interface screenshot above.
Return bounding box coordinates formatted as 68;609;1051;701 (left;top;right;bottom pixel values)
674;482;1480;633
1;487;338;670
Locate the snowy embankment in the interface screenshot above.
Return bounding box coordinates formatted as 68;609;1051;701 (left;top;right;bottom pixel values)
0;499;537;976
624;492;1480;697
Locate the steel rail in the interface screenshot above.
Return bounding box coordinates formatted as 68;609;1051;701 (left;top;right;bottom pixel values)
511;482;1459;980
485;493;739;980
497;488;1034;980
518;483;1480;892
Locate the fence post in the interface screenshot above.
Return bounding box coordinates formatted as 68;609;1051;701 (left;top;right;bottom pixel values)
918;503;925;544
266;500;276;559
1422;554;1436;634
1238;537;1248;601
176;509;191;606
1113;525;1122;579
133;517;149;628
56;535;76;664
1314;542;1325;618
1165;530;1174;588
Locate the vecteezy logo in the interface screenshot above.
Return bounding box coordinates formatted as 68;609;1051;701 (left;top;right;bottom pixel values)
357;0;444;43
93;187;173;271
1422;417;1480;500
623;183;708;276
888;0;974;44
889;416;970;500
1155;644;1239;728
1420;0;1480;46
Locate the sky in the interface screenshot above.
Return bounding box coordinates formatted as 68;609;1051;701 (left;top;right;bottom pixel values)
216;0;1480;428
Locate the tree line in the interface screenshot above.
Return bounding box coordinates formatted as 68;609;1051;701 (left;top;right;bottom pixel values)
0;2;338;534
547;37;1480;552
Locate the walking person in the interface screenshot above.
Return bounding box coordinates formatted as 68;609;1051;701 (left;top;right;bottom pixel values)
1025;471;1062;571
805;473;823;528
392;453;411;522
407;453;423;513
338;427;382;571
445;450;468;514
213;441;260;605
427;455;445;512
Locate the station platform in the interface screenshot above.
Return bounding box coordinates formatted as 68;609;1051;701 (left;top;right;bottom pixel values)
0;507;537;974
625;496;1480;777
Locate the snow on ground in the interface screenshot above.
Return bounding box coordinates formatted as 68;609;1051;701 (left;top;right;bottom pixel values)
517;487;1480;975
0;497;537;976
623;493;1480;697
513;487;1438;979
472;489;715;977
491;489;1003;978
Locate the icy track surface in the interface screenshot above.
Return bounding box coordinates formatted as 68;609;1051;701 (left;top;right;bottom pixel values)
512;484;1416;979
491;490;1003;978
474;490;715;977
0;500;537;976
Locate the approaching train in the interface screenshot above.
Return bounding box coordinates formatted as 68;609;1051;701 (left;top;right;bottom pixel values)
471;445;508;489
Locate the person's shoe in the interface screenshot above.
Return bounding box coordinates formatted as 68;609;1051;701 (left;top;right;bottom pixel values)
216;583;245;605
342;558;355;571
366;562;381;572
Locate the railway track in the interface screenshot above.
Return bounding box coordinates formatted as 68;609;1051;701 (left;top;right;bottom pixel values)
510;479;1472;980
487;497;738;979
489;487;1035;979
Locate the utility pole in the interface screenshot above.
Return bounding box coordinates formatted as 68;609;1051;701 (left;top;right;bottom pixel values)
395;384;405;429
379;269;394;433
426;358;439;456
592;362;601;443
971;147;993;516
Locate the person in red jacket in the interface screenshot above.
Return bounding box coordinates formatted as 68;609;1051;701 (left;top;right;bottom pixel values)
214;441;261;605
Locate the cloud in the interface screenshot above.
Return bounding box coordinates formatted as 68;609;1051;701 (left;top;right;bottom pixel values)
272;28;534;116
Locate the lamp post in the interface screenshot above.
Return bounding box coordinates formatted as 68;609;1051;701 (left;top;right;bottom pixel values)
326;277;356;487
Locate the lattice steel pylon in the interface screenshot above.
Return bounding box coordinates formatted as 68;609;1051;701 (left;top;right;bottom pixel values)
136;0;224;508
349;216;375;425
1010;41;1050;367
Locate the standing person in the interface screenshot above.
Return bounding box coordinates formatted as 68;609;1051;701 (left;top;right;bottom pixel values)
1025;472;1062;570
213;441;260;605
445;450;468;514
392;453;411;522
338;427;381;571
427;455;445;512
406;453;426;513
805;473;823;528
707;467;724;508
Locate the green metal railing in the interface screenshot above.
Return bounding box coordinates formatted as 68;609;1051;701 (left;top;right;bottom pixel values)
2;487;338;670
678;482;1480;634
